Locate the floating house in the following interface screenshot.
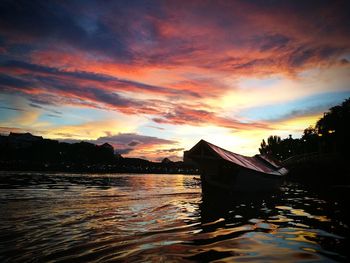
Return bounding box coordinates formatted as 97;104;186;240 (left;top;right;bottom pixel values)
184;140;288;194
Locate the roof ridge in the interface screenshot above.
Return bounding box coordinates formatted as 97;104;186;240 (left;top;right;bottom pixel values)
201;139;253;159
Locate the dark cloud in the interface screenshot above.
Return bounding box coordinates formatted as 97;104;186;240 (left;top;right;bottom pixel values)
317;47;344;60
28;103;43;109
0;1;82;37
94;133;177;155
46;114;61;118
0;100;62;116
0;0;348;68
95;133;176;146
116;148;134;155
254;34;291;51
0;106;24;111
340;58;349;64
232;58;274;71
2;60;116;82
0;0;131;60
246;0;334;11
288;47;315;67
128;140;141;147
288;46;344;68
84;87;136;108
1;60;201;99
157;147;184;153
0;74;30;89
57;132;178;156
27;95;88;111
28;103;62;115
147;125;165;130
0;65;155;112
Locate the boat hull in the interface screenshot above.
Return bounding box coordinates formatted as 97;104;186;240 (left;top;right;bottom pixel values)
201;167;283;197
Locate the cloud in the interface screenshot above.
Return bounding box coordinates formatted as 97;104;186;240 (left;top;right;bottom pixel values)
94;133;178;156
28;103;62;116
0;106;24;112
54;132;79;138
0;70;153;115
0;59;272;131
0;0;349;159
0;0;132;60
95;133;176;146
255;34;291;51
46;114;61;118
57;132;178;157
116;148;134;155
1;0;348;76
156;147;185;153
153;106;270;131
0;74;30;88
128;140;141;147
0;60;202;110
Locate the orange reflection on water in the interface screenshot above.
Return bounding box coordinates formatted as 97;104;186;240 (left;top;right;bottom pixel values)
275;205;331;222
283;230;318;244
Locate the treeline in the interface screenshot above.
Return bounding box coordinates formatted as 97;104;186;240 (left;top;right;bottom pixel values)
0;133;116;164
0;133;199;174
259;98;350;161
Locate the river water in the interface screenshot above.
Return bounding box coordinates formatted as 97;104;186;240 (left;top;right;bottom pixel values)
0;172;348;262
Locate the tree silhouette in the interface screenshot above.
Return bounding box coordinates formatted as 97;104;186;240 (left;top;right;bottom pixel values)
259;135;283;159
259;97;350;160
315;98;350;155
301;126;319;153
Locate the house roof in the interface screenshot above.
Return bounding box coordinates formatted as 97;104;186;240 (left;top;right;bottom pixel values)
187;140;288;176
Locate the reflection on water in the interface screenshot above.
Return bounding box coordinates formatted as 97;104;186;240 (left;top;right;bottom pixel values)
0;172;348;262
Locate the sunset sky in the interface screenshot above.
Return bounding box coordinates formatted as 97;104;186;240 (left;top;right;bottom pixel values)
0;0;349;161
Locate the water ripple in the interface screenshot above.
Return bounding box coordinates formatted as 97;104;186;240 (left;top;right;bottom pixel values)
0;172;349;262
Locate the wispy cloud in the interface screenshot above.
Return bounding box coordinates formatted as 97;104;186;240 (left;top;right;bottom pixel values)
0;106;24;112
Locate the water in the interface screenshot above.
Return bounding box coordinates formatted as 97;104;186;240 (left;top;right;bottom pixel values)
0;172;348;262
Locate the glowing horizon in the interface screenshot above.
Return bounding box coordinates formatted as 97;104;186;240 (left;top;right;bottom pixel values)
0;1;349;161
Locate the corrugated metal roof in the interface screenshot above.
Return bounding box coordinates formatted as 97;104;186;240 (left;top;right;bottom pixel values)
190;140;287;176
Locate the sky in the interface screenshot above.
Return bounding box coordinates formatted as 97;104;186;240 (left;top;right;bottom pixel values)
0;0;349;161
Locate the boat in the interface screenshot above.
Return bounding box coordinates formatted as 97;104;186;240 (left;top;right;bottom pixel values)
184;140;288;195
